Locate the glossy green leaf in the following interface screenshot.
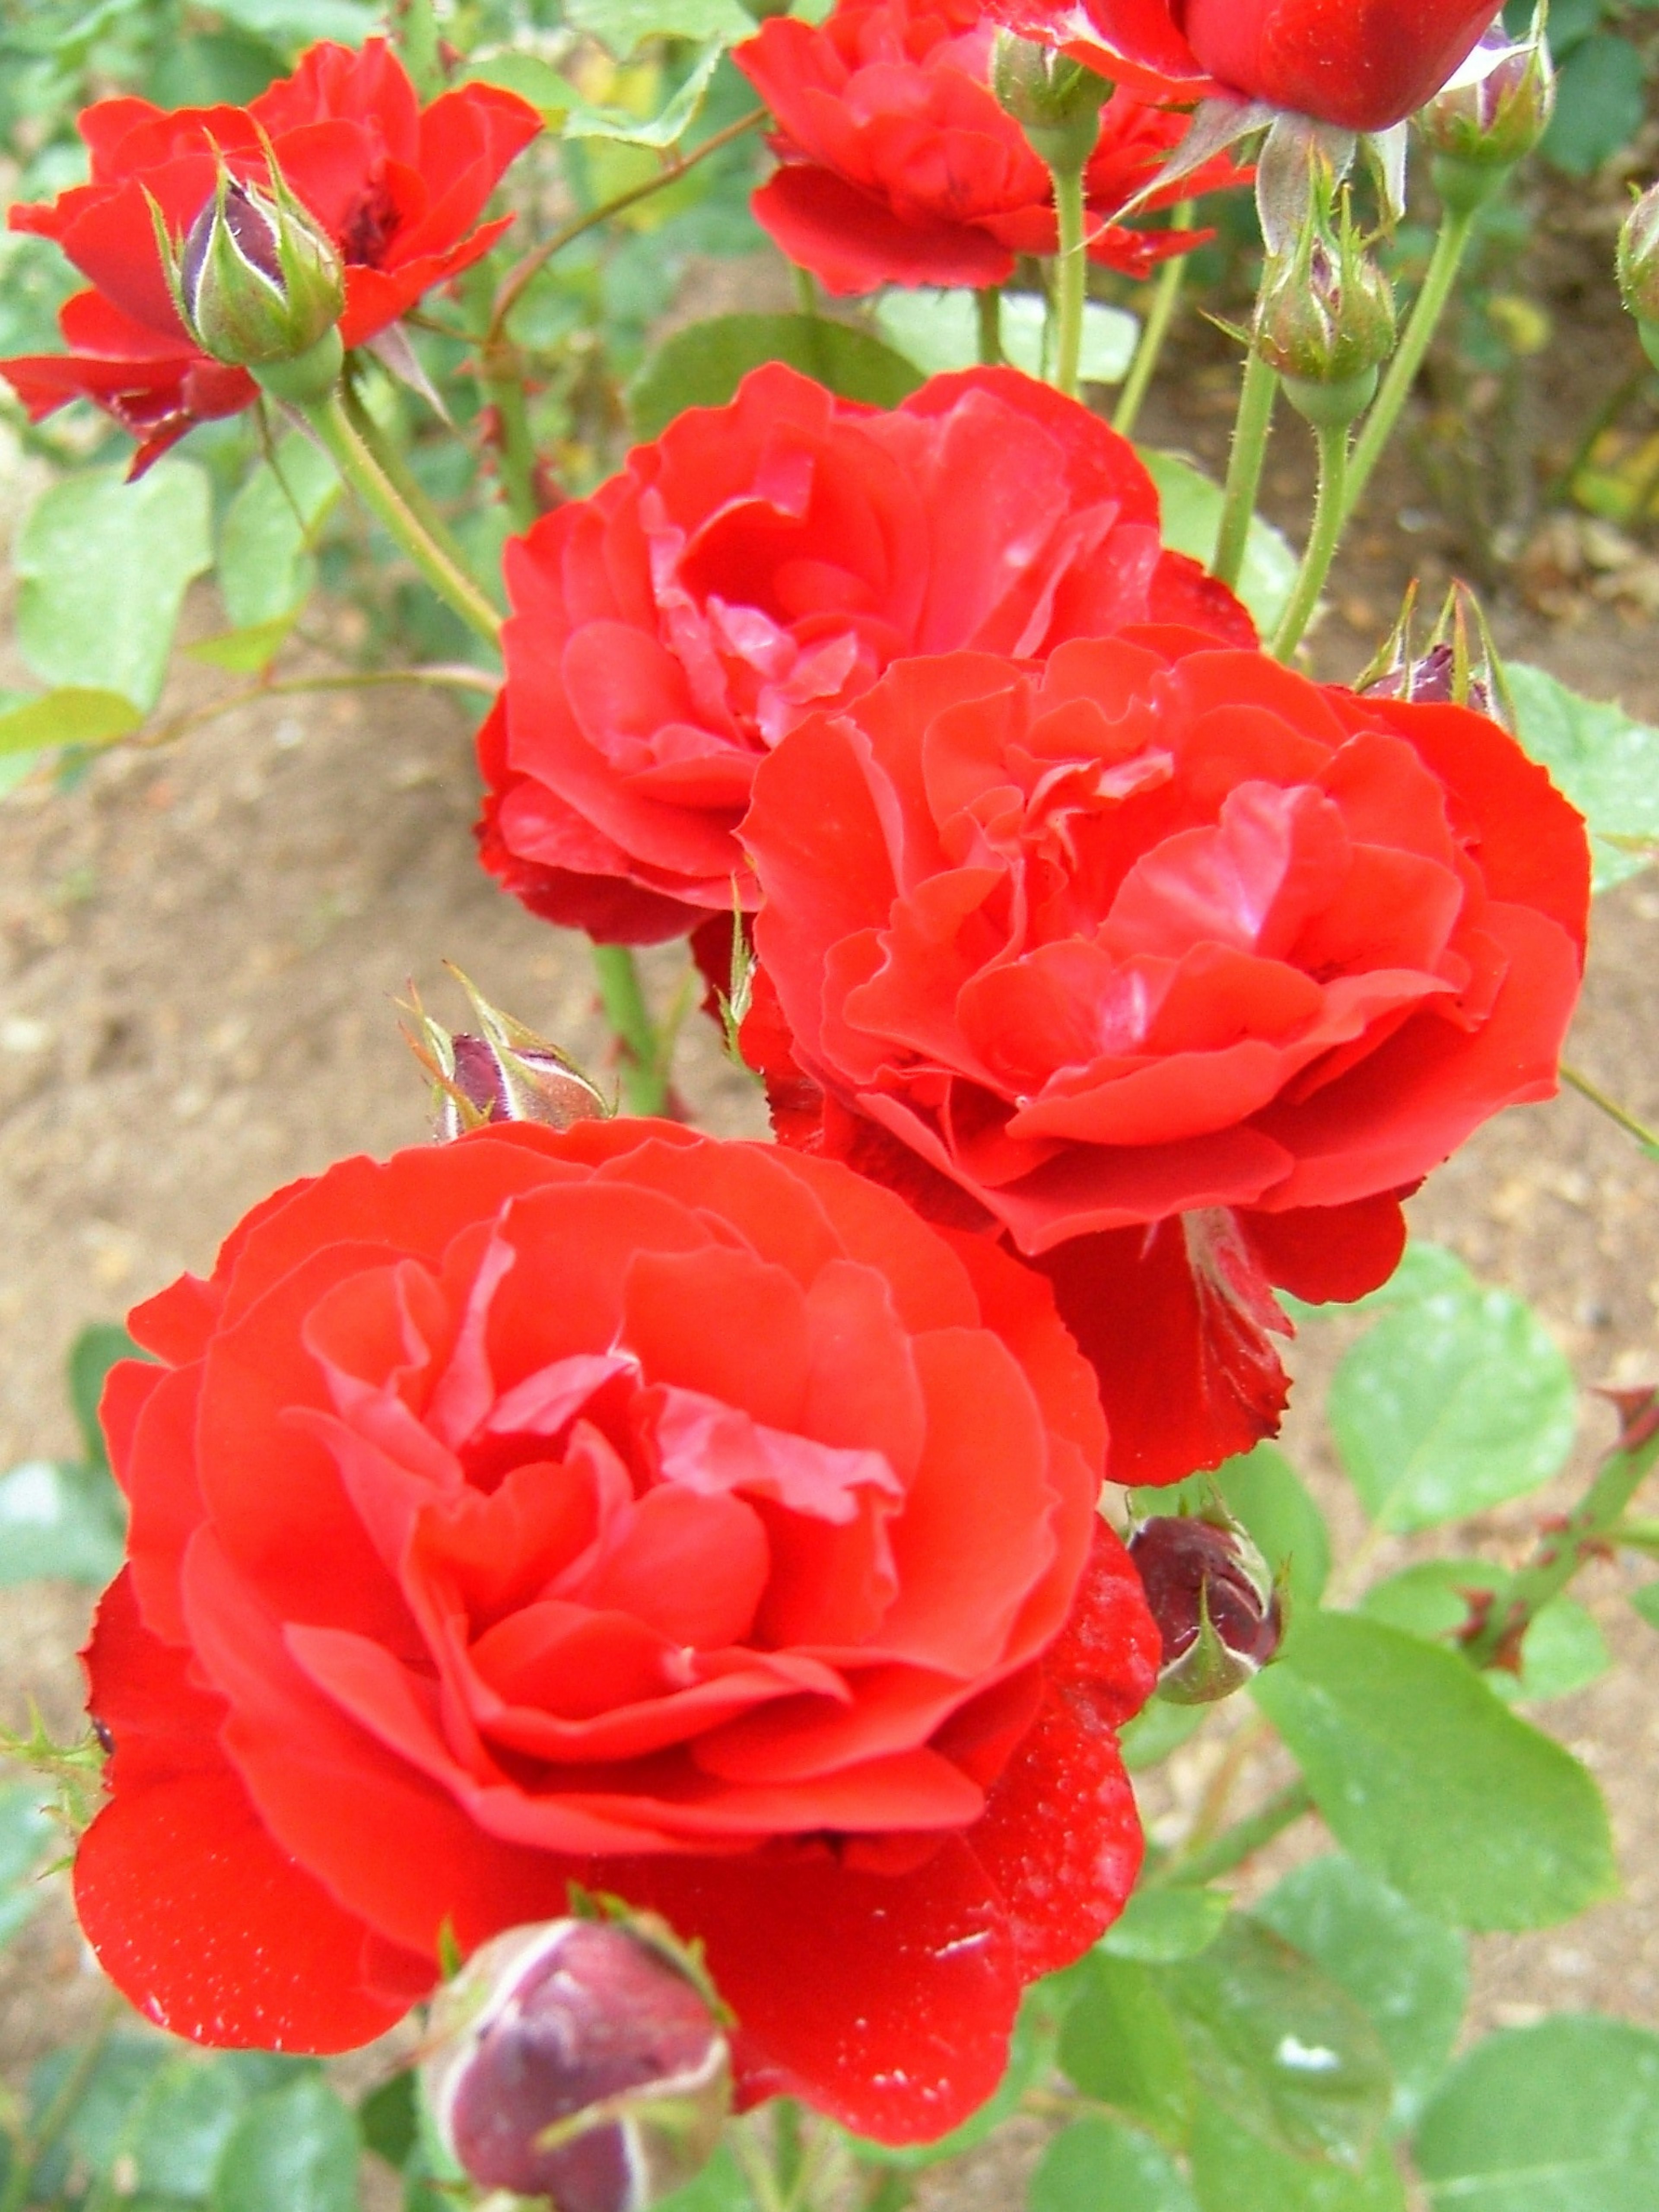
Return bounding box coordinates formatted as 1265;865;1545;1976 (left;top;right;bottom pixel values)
0;1781;54;1947
1190;2106;1406;2212
219;435;340;632
1507;662;1659;890
628;314;923;440
1139;449;1298;636
875;288;1138;383
1254;1856;1468;2132
1059;1953;1195;2149
1032;2118;1198;2212
16;460;213;712
1414;2015;1659;2209
210;2076;360;2212
466;45;725;146
1160;1918;1393;2168
29;2037;172;2190
1360;1561;1610;1705
1104;1886;1231;1964
1329;1279;1576;1532
565;0;755;57
0;687;143;756
1119;1695;1208;1771
0;1457;126;1586
1541;35;1646;176
1251;1613;1617;1930
127;2058;262;2199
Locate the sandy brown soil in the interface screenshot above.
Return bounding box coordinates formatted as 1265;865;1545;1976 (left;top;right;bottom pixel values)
2;276;1659;2200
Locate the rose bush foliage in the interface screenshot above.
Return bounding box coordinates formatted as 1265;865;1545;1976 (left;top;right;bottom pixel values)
80;1119;1157;2142
477;362;1254;943
0;39;539;469
740;632;1591;1486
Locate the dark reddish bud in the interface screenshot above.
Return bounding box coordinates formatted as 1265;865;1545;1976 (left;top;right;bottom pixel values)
402;966;608;1139
1358;580;1510;726
422;1916;732;2212
156;161;343;388
1128;1512;1283;1705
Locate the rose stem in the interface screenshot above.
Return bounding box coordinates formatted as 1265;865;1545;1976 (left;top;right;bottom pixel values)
1112;203;1195;439
341;376;482;567
977;284;1004;367
463;264;540;532
137;664;498;751
1049;158;1089;399
793;264;819;316
300;389;504;645
1463;1413;1659;1668
1344;201;1478;523
1212;346;1279;591
487;106;767;350
1270;416;1350;660
1562;1063;1659;1157
1154;1779;1316;1888
591;944;670;1116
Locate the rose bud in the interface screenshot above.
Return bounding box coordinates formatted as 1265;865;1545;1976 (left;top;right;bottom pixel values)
1359;581;1509;725
1619;182;1659;372
157;161;344;394
402;966;608;1140
1129;1511;1284;1705
991;30;1109;172
1254;172;1396;427
1416;10;1554;210
421;1916;733;2212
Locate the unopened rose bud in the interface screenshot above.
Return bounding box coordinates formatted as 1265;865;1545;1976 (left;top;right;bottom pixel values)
1619;182;1659;372
1254;176;1396;428
1358;580;1510;724
991;30;1109;173
422;1916;732;2212
1128;1512;1284;1705
1418;12;1555;209
403;966;609;1139
157;160;344;394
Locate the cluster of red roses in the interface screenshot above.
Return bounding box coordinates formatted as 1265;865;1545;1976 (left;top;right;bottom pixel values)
5;0;1581;2155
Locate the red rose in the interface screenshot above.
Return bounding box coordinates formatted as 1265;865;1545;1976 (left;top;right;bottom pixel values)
741;635;1590;1487
733;0;1248;296
80;1120;1157;2143
477;361;1254;944
993;0;1504;133
2;39;539;470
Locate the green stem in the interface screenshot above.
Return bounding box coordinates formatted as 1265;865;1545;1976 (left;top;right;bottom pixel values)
0;1994;123;2212
1050;162;1088;400
1609;1517;1659;1555
1213;349;1278;592
481;349;541;531
977;285;1004;367
1344;203;1478;524
1271;417;1349;661
1155;1781;1315;1888
591;944;669;1116
302;389;502;645
792;265;819;318
138;664;498;752
1112;205;1194;439
341;381;481;572
1562;1063;1659;1158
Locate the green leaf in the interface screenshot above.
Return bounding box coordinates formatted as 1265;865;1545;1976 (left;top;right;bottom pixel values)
656;2144;754;2212
1541;35;1647;177
1507;662;1659;891
128;2058;263;2199
1059;1953;1195;2149
16;460;213;712
1328;1278;1576;1532
359;2073;418;2171
0;688;143;756
1414;2015;1659;2209
30;2037;172;2188
1159;1918;1394;2169
1146;1443;1331;1614
69;1322;142;1470
1190;2106;1406;2212
1104;1886;1230;1964
0;1458;126;1587
565;0;755;57
219;435;340;631
206;0;380;43
1632;1581;1659;1632
0;1781;54;1947
465;45;725;147
875;288;1138;384
1032;2118;1198;2212
1360;1562;1610;1706
627;314;923;439
1250;1612;1618;1931
1139;449;1298;637
210;2077;360;2212
1119;1695;1208;1772
1254;1855;1468;2133
185;615;301;675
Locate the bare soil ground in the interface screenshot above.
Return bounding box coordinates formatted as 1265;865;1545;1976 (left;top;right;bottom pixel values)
3;228;1659;2202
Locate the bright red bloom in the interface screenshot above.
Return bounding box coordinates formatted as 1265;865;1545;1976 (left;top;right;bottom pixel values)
79;1120;1157;2143
994;0;1505;134
732;0;1248;296
477;362;1254;944
2;39;539;470
741;635;1590;1487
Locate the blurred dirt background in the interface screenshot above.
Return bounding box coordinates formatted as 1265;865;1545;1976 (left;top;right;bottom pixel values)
3;211;1659;2201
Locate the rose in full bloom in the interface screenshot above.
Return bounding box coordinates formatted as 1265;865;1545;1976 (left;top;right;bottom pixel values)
81;1120;1157;2142
732;0;1249;296
477;361;1254;944
741;634;1590;1487
992;0;1506;134
1;40;539;470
